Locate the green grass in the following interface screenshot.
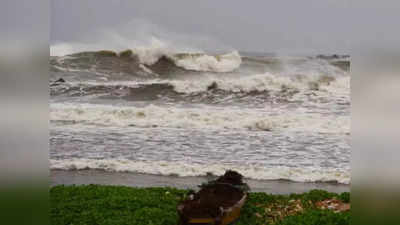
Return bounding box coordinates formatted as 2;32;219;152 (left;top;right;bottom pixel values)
50;185;350;225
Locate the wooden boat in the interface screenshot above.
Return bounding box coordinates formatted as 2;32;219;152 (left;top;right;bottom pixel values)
177;185;247;225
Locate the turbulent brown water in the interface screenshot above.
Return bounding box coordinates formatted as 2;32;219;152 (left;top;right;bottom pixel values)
50;48;350;184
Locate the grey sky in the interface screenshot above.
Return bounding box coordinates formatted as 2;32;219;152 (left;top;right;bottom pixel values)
51;0;399;54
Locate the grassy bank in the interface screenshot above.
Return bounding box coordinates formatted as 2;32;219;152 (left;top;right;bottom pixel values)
51;185;350;225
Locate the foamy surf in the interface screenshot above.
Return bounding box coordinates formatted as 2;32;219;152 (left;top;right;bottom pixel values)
171;73;349;94
52;72;349;99
171;51;241;72
50;158;350;184
50;103;349;133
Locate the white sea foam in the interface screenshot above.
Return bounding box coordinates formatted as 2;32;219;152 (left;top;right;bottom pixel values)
133;40;241;73
319;76;350;96
171;72;350;95
138;64;155;75
63;71;349;97
170;72;299;93
50;158;350;184
50;103;349;133
134;38;172;65
172;51;241;73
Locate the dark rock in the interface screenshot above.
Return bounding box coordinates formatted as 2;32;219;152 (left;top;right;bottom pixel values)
216;170;244;185
50;78;66;86
55;78;65;83
207;82;218;91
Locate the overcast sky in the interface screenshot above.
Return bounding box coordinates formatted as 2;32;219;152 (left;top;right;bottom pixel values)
51;0;399;54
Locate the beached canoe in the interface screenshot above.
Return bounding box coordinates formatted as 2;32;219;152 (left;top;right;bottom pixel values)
177;186;247;225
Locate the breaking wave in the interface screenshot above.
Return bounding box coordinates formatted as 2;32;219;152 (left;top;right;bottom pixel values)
50;103;349;133
50;158;350;184
51;72;349;97
51;40;349;79
170;73;349;94
172;51;241;72
51;47;241;74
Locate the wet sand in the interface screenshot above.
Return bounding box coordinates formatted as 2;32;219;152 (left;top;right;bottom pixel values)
51;170;349;194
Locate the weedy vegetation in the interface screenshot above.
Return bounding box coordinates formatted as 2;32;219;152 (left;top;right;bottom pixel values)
51;185;350;225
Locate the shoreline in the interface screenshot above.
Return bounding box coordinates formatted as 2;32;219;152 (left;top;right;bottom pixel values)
51;169;350;194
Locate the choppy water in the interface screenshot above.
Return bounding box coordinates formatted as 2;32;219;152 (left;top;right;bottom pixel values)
50;47;350;184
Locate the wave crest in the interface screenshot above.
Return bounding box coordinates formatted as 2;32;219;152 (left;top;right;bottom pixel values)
52;47;241;74
171;51;241;72
170;73;349;94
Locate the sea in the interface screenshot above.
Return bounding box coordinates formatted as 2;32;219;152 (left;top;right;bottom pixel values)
49;43;350;187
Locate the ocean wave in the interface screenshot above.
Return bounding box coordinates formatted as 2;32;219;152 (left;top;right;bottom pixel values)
171;73;349;94
51;71;349;96
50;158;350;184
131;40;241;72
50;103;349;133
50;81;175;99
51;48;241;74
